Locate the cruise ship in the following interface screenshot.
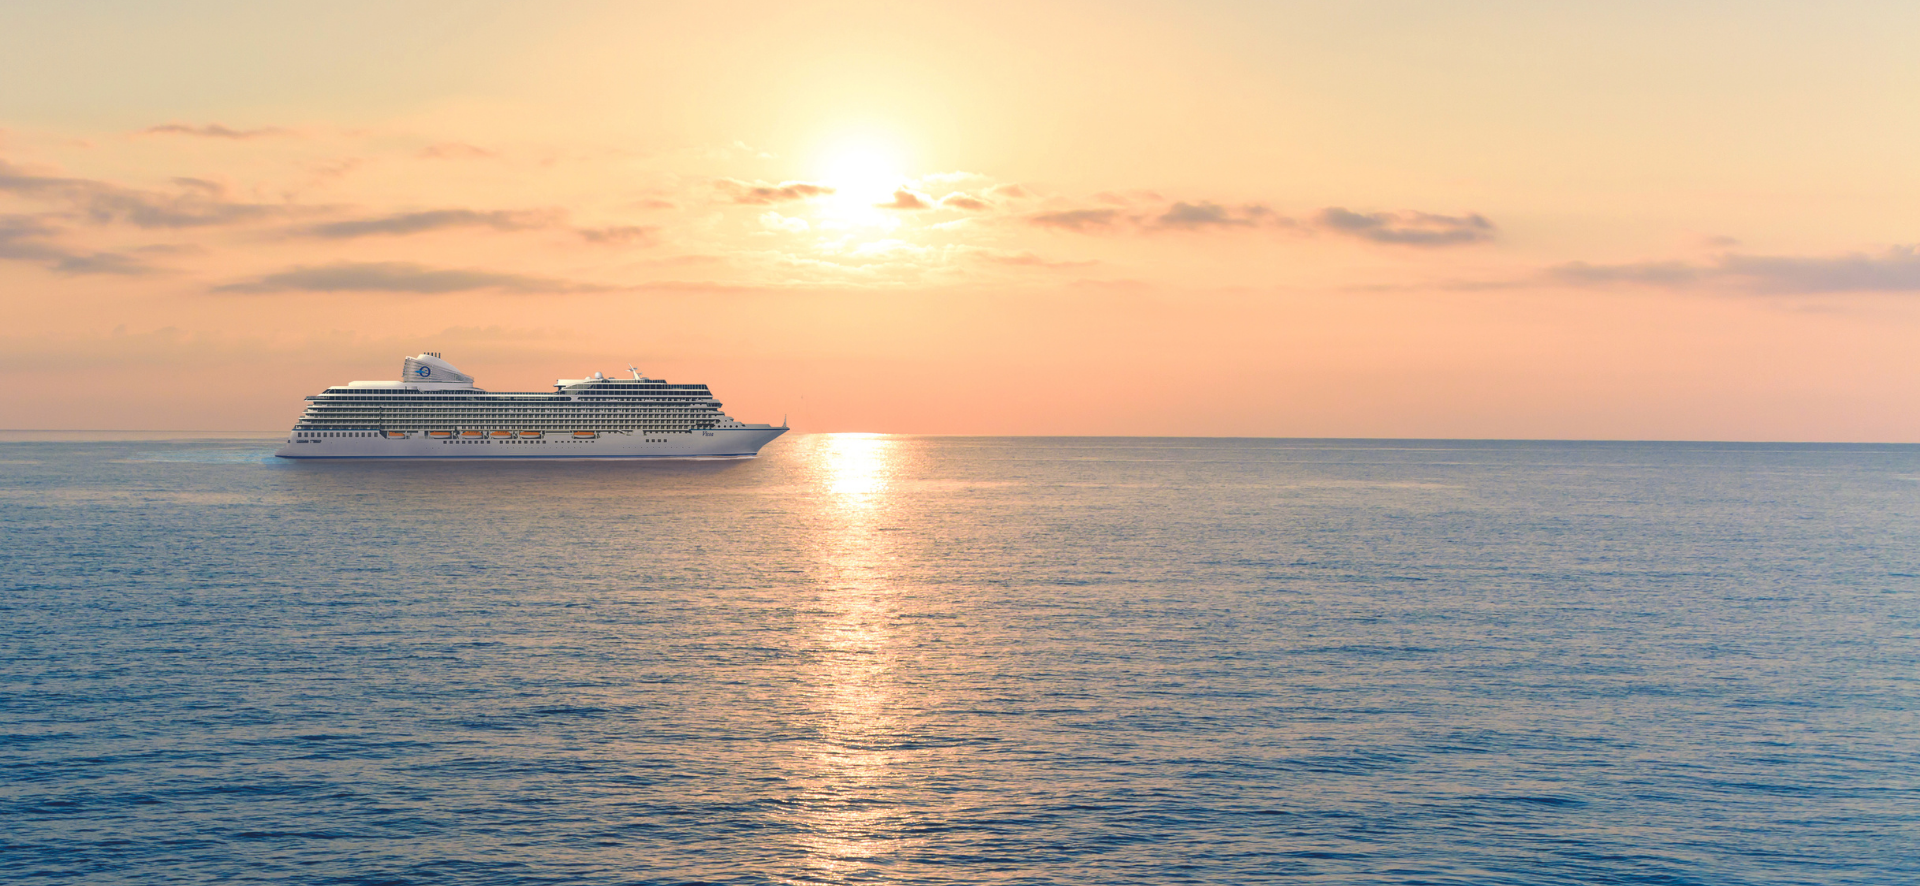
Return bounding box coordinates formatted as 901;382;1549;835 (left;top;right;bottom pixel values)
274;353;787;459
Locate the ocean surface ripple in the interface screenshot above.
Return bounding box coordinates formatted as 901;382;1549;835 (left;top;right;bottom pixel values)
2;436;1916;884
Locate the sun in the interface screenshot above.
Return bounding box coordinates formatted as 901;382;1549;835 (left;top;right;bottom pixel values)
813;137;911;224
824;150;904;203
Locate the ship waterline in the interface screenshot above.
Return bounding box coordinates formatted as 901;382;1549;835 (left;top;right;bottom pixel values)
274;353;787;459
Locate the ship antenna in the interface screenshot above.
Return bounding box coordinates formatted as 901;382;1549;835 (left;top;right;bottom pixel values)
628;363;640;380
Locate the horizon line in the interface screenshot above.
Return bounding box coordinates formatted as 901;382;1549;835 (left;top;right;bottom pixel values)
3;429;1917;447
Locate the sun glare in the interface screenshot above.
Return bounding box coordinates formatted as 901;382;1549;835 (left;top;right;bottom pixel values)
813;136;912;225
825;150;905;202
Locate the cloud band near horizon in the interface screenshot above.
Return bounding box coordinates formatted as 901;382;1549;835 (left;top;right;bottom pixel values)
215;261;607;294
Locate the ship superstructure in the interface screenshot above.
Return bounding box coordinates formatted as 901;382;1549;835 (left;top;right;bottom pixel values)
274;353;786;459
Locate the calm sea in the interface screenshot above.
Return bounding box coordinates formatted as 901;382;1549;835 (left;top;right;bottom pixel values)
3;435;1917;884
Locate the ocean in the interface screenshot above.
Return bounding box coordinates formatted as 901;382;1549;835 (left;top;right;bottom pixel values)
2;435;1916;884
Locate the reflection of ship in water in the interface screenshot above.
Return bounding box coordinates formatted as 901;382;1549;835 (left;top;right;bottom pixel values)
274;352;786;459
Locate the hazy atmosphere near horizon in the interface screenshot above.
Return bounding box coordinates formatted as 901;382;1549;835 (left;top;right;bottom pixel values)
3;1;1918;439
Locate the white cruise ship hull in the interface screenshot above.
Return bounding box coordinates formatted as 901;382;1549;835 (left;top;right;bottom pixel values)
275;427;786;460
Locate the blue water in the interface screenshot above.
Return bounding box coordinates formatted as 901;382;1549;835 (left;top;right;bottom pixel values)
3;435;1917;884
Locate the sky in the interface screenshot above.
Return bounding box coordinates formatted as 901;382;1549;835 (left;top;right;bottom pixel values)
1;0;1917;439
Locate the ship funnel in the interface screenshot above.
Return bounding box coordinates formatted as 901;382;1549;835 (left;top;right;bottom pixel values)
402;353;475;385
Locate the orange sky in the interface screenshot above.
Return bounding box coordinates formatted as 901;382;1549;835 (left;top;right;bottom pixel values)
2;1;1918;439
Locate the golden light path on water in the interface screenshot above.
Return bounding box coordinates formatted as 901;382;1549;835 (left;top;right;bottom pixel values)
791;433;916;879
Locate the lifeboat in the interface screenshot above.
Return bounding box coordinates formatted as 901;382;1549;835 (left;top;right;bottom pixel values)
461;430;484;438
489;430;512;438
572;431;597;438
427;430;452;438
519;431;542;438
385;431;407;439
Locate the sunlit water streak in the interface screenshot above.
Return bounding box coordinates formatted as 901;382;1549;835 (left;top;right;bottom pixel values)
2;436;1917;884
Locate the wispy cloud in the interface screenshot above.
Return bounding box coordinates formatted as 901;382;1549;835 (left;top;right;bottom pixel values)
1548;261;1703;286
1;214;60;241
717;178;835;205
170;177;226;196
1028;208;1124;231
0;159;287;228
141;123;287;140
939;192;991;211
1153;201;1284;231
876;188;934;210
215;261;607;294
759;211;808;233
0;325;582;374
294;207;655;244
1551;247;1920;294
0;214;154;275
1316;208;1495;246
296;209;561;239
577;224;657;244
1720;249;1920;293
710;140;776;160
1027;197;1488;243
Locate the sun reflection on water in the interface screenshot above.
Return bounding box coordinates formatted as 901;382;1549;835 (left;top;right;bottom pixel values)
787;434;919;876
819;432;894;497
